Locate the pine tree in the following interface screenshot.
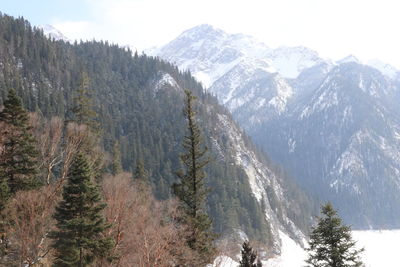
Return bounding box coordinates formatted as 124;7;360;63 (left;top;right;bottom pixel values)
72;72;99;131
50;153;113;266
111;141;123;175
173;90;216;264
0;89;40;195
239;241;262;267
305;203;364;267
134;159;148;181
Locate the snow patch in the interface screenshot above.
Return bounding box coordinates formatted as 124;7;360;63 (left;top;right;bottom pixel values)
366;59;400;80
353;230;400;267
154;72;179;93
210;256;238;267
264;231;307;267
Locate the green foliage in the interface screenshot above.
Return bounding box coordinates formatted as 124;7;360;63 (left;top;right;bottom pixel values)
134;159;148;181
239;241;262;267
173;90;216;264
0;89;40;195
50;153;113;266
0;179;9;212
72;72;100;132
111;141;122;175
305;203;364;267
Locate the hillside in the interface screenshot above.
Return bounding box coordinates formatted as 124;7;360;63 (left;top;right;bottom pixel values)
0;13;314;253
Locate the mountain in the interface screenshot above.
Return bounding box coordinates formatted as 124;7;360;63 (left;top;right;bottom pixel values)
150;24;325;87
154;24;400;228
259;62;400;227
0;14;314;256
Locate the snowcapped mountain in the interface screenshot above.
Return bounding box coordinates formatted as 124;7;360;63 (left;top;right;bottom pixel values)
259;63;400;227
150;24;326;87
153;24;400;229
38;24;69;42
337;54;361;64
151;24;328;128
151;24;271;88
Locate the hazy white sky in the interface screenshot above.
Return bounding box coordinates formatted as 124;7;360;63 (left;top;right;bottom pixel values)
4;0;400;67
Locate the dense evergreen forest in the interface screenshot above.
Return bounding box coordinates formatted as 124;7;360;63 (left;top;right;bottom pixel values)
0;12;314;261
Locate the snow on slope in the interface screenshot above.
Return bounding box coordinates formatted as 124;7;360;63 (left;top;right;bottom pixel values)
211;231;306;267
214;112;306;245
263;230;400;267
263;231;307;267
214;230;400;267
366;59;400;80
268;46;326;79
152;24;326;88
353;230;400;267
38;24;70;42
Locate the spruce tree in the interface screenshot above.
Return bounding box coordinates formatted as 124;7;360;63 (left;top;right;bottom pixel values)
50;153;113;266
134;159;148;181
305;203;364;267
111;141;123;175
72;72;99;132
0;89;40;195
239;241;262;267
173;90;216;264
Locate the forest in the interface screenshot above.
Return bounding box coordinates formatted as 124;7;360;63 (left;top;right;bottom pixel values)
0;13;318;266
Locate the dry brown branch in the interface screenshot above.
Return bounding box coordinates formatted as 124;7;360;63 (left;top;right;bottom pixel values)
3;185;60;266
30;114;63;185
101;173;193;267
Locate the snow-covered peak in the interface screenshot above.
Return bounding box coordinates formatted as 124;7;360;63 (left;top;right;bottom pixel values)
366;59;400;80
180;24;226;40
153;24;329;85
267;46;326;79
337;55;360;65
38;24;69;42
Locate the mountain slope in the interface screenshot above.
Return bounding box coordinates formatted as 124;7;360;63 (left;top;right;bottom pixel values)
0;14;313;254
258;63;400;227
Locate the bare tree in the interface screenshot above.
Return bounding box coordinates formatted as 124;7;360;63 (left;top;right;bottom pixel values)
30;114;63;185
3;185;60;266
101;173;193;266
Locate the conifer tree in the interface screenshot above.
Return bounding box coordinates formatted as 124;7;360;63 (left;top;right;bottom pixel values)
0;89;40;196
239;241;262;267
50;153;113;266
72;72;99;132
173;90;216;264
305;203;364;267
134;159;148;181
111;141;123;175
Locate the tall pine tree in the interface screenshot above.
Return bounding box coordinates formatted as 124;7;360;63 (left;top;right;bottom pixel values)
0;89;40;196
173;90;216;265
72;72;99;132
50;153;113;266
305;203;364;267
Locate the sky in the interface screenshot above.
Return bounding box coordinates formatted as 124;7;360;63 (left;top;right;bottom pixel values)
2;0;400;68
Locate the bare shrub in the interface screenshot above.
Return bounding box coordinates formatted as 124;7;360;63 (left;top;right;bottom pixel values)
3;185;59;266
101;173;193;266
